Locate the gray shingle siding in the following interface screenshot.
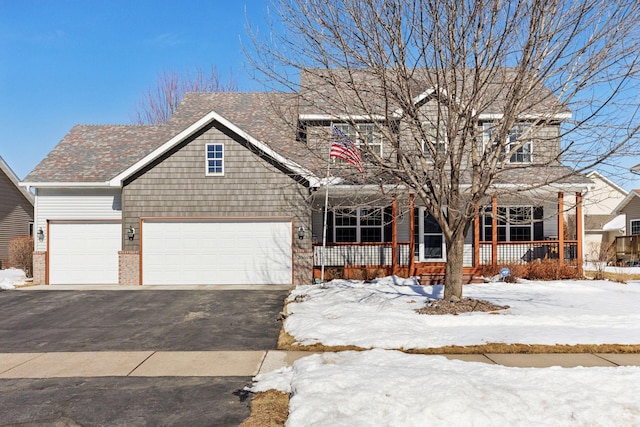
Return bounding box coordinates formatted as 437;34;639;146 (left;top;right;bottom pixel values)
122;121;311;252
622;194;640;234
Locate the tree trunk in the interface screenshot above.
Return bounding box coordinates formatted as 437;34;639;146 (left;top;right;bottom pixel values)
443;232;466;300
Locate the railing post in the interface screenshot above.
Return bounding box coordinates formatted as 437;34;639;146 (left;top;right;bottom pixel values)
391;197;398;275
409;193;415;276
558;192;565;265
492;195;498;266
576;192;583;275
474;203;480;268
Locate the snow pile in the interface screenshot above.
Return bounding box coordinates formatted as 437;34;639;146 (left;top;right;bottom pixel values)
0;268;27;290
252;349;640;426
284;277;640;349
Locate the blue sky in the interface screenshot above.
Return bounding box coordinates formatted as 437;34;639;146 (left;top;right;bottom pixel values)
0;0;268;179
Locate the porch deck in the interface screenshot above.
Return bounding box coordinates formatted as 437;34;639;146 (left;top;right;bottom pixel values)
312;240;579;282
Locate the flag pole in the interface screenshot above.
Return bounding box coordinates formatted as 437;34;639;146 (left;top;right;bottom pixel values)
320;133;333;287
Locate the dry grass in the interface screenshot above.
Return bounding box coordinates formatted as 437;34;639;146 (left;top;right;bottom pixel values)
584;270;640;282
240;390;289;427
278;328;640;354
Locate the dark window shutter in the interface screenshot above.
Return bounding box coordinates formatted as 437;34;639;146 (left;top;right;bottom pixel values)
414;207;420;257
384;206;393;242
326;209;334;243
533;206;544;241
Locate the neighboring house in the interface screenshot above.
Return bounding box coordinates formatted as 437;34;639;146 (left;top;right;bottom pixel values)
22;70;592;286
612;189;640;264
0;156;34;268
582;171;627;260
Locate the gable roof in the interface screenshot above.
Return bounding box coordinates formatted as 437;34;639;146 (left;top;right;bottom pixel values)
613;189;640;214
585;170;627;196
0;156;34;205
23;92;320;188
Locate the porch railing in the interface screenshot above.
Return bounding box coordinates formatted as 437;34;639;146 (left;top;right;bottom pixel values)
478;240;578;265
615;235;640;265
313;242;411;266
312;240;578;267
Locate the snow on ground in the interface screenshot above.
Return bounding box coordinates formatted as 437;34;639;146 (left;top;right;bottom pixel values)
249;276;640;425
0;268;26;290
253;349;640;426
284;277;640;349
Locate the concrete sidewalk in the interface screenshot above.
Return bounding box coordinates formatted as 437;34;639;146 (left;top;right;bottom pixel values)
1;351;640;378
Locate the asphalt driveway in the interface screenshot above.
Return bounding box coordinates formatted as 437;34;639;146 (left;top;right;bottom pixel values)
0;289;288;352
0;287;290;426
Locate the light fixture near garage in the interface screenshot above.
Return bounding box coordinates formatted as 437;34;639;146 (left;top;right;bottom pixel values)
297;226;306;240
127;226;135;240
37;227;44;242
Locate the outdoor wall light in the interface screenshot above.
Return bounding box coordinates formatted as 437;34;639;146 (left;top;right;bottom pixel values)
127;226;135;240
37;227;44;241
297;226;306;240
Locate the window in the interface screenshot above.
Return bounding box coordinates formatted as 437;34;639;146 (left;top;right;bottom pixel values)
206;143;224;175
334;207;384;242
422;209;444;259
483;123;532;163
29;222;34;237
422;123;447;162
481;206;543;242
334;123;383;156
631;219;640;235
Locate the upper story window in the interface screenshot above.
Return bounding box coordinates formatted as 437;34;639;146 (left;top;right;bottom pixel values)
631;219;640;235
421;122;447;162
334;123;383;156
483;123;532;164
206;143;224;176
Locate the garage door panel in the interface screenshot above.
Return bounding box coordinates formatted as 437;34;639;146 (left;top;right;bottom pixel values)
49;222;121;285
142;220;292;285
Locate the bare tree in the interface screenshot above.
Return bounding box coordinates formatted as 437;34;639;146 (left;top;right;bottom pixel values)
132;66;237;125
247;0;640;298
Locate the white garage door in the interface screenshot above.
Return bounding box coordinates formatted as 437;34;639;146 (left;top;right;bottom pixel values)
142;219;292;285
49;221;121;285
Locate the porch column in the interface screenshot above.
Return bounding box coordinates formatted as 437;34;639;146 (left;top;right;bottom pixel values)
576;191;584;275
491;195;498;266
391;197;398;275
409;193;415;276
558;192;565;264
473;203;480;268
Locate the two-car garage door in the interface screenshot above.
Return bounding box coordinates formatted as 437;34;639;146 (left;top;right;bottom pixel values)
142;219;293;285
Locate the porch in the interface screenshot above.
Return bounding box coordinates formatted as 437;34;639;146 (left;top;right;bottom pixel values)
312;191;585;282
615;235;640;266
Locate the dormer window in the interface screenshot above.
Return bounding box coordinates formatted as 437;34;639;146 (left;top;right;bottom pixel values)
421;122;447;162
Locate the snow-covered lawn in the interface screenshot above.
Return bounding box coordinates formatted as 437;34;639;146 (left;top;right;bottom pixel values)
250;277;640;426
284;277;640;349
0;268;26;290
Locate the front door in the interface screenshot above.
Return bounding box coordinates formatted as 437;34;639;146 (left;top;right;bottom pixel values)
419;208;445;261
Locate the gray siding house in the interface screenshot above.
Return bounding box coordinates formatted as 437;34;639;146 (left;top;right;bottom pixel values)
22;70;592;286
0;156;34;269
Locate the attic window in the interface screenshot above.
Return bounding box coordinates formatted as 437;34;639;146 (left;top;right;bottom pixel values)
206;143;224;176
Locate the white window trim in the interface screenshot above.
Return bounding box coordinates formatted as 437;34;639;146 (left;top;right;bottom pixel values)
482;206;537;242
334;123;383;156
205;143;224;176
482;122;533;164
631;219;640;235
333;207;384;242
418;207;446;261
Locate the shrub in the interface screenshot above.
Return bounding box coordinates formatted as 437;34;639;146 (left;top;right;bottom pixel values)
8;236;34;278
479;259;582;282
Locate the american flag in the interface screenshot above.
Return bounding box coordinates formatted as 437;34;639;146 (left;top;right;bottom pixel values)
331;125;364;173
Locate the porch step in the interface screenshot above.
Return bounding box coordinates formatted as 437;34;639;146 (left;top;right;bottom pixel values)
419;274;484;286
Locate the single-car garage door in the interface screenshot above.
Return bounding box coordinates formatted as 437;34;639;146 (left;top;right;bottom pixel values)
142;219;292;285
49;221;121;285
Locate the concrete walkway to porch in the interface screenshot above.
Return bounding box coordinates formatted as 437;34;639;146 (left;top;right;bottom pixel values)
1;350;640;379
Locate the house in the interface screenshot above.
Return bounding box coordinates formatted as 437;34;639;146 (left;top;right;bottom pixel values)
22;70;592;286
581;171;627;260
0;156;34;269
612;189;640;264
